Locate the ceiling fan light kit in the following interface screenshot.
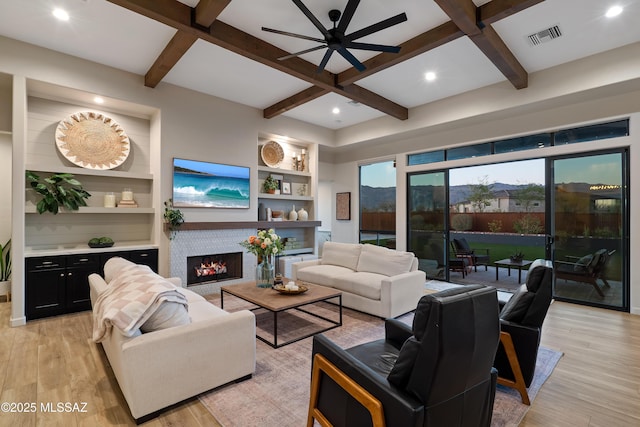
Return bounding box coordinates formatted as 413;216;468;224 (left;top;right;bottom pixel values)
262;0;407;73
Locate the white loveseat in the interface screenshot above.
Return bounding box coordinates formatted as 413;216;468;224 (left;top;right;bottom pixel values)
89;257;256;422
292;242;426;318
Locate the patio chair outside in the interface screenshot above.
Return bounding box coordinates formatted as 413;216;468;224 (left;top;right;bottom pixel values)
451;237;490;272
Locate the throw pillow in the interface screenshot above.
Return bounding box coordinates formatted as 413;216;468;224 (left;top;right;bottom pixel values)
500;284;535;323
141;300;191;333
103;256;136;283
573;254;592;272
320;242;362;270
356;244;415;277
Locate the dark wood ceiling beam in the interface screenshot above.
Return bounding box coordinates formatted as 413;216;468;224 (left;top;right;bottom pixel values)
434;0;529;89
264;87;329;119
108;0;408;119
469;25;528;88
478;0;545;26
142;0;231;88
433;0;481;36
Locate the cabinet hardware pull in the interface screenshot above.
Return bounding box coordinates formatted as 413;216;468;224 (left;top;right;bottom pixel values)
43;261;53;265
140;254;148;257
79;258;89;262
59;273;64;277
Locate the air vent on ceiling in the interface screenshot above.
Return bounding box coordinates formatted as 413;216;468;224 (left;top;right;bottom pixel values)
527;25;562;46
347;100;361;107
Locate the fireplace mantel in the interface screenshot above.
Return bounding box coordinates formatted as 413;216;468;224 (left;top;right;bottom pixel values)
168;221;321;231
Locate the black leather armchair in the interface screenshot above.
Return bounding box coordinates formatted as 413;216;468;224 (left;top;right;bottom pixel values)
307;285;500;427
494;259;553;404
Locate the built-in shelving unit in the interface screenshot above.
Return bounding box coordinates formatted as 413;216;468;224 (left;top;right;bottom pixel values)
257;136;319;255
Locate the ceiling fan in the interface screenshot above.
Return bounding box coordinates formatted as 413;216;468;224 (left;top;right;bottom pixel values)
262;0;407;73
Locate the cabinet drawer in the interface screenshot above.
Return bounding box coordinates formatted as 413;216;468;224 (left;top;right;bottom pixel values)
129;249;158;272
66;254;100;268
26;256;66;270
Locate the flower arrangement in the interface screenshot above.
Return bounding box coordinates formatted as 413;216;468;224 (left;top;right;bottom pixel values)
239;228;284;260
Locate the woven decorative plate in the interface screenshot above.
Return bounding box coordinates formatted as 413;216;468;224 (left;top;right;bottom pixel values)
261;141;284;168
55;111;130;170
273;284;309;295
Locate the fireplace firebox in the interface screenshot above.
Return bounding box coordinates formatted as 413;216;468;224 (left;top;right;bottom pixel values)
186;252;243;286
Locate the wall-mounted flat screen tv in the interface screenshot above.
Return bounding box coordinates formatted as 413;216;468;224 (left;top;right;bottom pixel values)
172;158;250;209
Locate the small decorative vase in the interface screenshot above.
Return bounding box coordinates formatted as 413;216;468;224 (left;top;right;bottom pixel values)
297;207;308;221
289;205;298;221
256;255;275;288
258;203;266;221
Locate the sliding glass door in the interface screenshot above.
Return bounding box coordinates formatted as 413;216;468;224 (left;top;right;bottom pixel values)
550;150;629;310
407;171;448;280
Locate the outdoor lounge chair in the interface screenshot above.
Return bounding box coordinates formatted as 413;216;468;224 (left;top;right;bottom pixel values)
554;248;615;297
451;237;490;272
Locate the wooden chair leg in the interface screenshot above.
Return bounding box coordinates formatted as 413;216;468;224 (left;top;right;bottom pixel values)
497;331;531;405
307;353;385;427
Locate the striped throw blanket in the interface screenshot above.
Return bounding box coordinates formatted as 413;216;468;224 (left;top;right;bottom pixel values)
92;263;188;342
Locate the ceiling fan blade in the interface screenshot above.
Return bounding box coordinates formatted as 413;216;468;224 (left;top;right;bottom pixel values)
278;45;327;61
262;27;326;44
346;12;407;41
344;41;401;53
292;0;331;39
316;49;334;73
336;0;360;33
337;47;365;72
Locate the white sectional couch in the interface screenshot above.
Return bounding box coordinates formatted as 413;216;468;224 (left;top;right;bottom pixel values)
89;257;256;423
292;242;426;318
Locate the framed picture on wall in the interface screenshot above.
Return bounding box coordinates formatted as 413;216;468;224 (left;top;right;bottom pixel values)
336;192;351;220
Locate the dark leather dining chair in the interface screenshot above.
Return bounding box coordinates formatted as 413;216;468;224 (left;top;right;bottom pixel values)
307;285;500;427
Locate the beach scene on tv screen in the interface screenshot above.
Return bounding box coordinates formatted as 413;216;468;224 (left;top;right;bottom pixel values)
173;158;250;208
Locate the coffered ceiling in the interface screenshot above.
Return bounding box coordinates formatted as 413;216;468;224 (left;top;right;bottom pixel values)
0;0;639;130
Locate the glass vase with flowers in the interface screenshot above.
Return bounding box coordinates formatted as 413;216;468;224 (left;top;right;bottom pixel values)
239;229;284;288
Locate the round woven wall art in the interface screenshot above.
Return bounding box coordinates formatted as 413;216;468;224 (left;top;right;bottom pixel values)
55;111;130;170
261;140;284;168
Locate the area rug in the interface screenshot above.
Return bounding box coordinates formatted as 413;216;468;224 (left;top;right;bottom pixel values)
199;296;562;427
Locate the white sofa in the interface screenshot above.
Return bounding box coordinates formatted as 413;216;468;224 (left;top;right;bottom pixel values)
88;257;256;423
292;242;426;318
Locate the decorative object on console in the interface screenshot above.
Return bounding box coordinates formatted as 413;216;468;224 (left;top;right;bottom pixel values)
55;111;131;170
336;192;351;220
297;207;308;221
294;183;307;196
239;229;285;288
88;237;114;248
289;205;298;221
163;198;184;240
510;250;525;263
261;140;285;168
300;148;306;172
26;171;91;214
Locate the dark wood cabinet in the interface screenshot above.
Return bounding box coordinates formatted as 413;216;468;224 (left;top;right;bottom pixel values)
26;248;158;320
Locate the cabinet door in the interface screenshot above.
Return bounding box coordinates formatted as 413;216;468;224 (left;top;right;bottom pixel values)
66;254;100;312
129;249;158;272
26;257;66;320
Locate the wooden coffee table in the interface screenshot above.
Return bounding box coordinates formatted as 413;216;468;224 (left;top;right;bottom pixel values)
220;281;342;348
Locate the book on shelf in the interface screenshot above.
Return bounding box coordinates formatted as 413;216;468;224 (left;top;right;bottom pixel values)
117;199;138;208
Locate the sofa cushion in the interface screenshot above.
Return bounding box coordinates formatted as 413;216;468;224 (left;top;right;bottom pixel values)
500;284;535;323
334;272;386;300
296;264;355;288
140;301;191;333
320;242;362;271
356;244;415;277
104;256;134;283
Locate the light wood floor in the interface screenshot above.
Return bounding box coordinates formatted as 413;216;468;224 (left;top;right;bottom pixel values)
0;299;638;426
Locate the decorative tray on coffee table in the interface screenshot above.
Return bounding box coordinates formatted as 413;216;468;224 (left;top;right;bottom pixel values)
273;284;308;295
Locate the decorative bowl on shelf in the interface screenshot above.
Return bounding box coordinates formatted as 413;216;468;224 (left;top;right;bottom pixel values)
88;237;114;248
261;141;284;168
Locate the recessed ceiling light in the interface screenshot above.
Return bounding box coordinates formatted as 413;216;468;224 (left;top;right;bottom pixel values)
94;97;104;104
424;71;437;82
605;5;623;18
52;8;70;21
332;107;340;114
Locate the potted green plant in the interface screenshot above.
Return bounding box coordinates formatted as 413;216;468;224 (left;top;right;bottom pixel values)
164;199;184;240
510;250;525;263
26;171;91;214
0;239;11;301
262;175;279;194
